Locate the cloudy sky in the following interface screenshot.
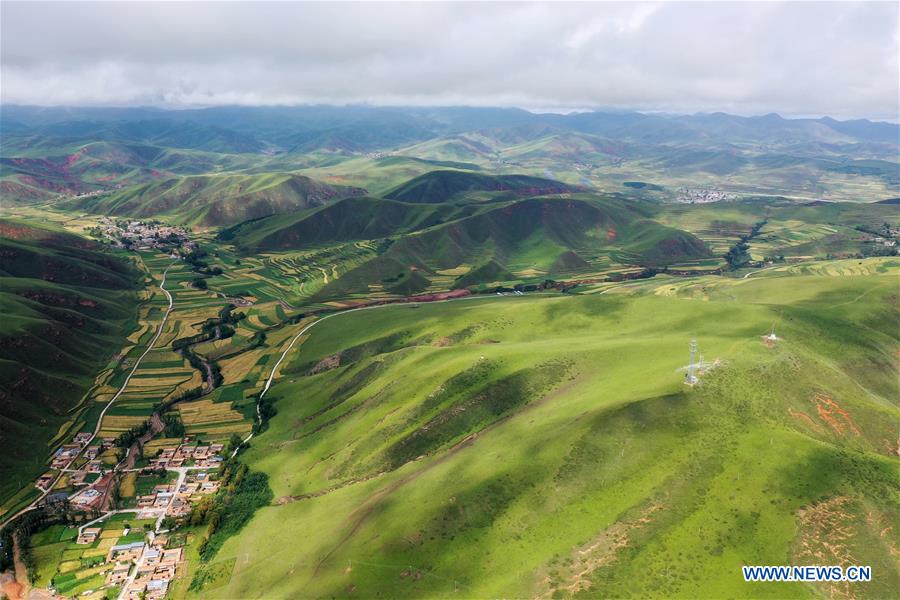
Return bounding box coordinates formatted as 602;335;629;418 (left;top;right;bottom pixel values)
2;1;898;119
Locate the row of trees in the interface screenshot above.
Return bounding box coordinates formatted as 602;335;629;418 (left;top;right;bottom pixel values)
724;220;768;269
184;461;272;564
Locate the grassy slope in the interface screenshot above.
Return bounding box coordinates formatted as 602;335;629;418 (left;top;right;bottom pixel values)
219;197;481;252
196;259;898;599
62;172;367;226
0;219;141;502
311;195;709;299
383;170;585;204
0;140;263;202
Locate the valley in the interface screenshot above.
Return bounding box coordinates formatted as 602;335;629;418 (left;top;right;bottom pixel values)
0;106;897;600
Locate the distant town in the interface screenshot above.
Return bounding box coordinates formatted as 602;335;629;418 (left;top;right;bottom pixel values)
88;218;194;252
675;187;736;203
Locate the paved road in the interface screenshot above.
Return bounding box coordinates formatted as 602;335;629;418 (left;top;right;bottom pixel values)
75;466;210;538
154;467;190;532
0;262;177;530
116;530;156;600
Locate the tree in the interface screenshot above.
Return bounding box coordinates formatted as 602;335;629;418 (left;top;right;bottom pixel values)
228;433;244;455
110;477;122;510
192;277;208;290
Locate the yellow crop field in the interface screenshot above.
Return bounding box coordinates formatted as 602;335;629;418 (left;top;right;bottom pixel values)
100;415;146;430
133;367;188;376
220;350;266;385
167;370;204;399
436;266;472;276
126;374;192;389
82;547;107;559
246;314;268;329
126;321;151;343
179;399;246;426
58;560;81;573
143;437;182;454
120;472;137;497
186;422;252;436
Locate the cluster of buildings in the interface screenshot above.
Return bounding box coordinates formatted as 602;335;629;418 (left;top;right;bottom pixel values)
137;471;221;521
93;535;185;600
135;482;178;515
50;431;115;473
675;187;736;203
117;539;184;600
69;472;115;509
66;463;223;597
148;442;225;470
49;432;95;470
868;235;897;248
94;217;191;251
64;187;124;201
45;435;115;491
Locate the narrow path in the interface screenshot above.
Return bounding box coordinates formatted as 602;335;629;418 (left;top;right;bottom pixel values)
0;262;177;530
742;265;782;279
231;292;526;458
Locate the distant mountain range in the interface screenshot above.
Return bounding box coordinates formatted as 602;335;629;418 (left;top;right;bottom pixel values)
3;105;898;153
1;104;897;207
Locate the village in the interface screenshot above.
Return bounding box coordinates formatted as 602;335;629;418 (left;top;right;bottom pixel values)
87;218;193;252
675;187;736;203
27;438;228;600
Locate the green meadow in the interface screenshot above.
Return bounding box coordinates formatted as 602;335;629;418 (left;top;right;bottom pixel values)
189;259;899;599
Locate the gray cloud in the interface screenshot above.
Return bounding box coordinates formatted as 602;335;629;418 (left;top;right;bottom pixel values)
2;1;898;119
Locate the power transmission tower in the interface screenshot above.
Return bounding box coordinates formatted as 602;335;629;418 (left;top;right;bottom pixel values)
685;338;699;385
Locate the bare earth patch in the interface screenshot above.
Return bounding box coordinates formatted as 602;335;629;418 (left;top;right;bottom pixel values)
534;502;663;599
793;495;857;600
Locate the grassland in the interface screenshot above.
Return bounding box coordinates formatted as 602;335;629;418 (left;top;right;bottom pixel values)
185;258;898;599
63;172;366;227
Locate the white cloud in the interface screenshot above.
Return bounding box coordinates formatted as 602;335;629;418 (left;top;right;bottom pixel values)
1;1;897;119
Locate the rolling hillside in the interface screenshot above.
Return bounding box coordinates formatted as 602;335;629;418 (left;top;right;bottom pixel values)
0;140;262;202
2;106;897;205
63;173;367;226
197;261;900;599
0;219;141;502
219;196;481;252
306;195;709;299
383;170;586;203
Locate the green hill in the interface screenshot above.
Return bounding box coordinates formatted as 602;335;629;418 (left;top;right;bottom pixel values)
63;173;367;226
199;262;899;599
0;140;263;203
383;170;586;204
311;195;709;299
219;196;479;252
0;219;141;503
